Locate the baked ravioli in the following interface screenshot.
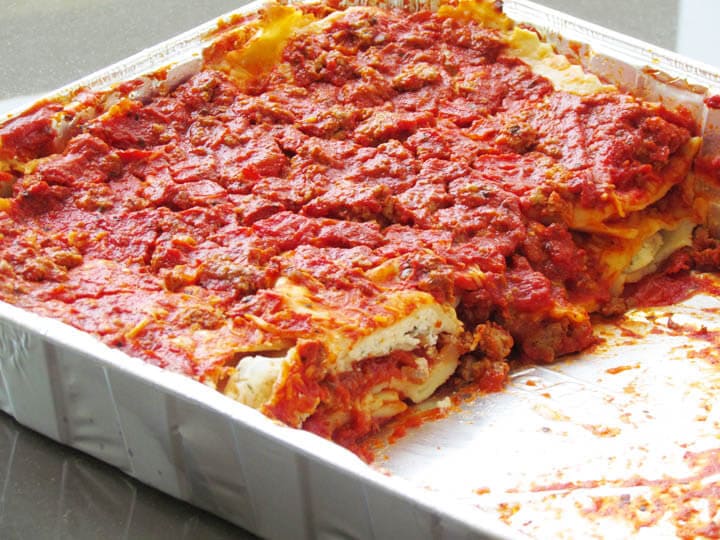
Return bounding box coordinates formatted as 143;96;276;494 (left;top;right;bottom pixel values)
0;0;711;450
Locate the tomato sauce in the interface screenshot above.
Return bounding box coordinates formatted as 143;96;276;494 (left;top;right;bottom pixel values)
705;94;720;109
0;4;706;448
0;101;64;161
624;272;706;308
529;448;720;537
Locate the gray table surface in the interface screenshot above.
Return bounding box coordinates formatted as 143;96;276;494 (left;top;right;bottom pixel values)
0;1;718;539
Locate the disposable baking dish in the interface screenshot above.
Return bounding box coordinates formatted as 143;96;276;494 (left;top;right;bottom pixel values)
1;1;720;538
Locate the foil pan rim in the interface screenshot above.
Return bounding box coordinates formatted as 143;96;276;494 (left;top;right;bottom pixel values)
506;0;720;91
1;1;719;538
0;296;522;539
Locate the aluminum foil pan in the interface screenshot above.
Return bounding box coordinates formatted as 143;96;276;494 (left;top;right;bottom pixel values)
1;1;720;538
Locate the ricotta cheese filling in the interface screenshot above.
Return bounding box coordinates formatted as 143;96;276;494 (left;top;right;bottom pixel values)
222;281;466;432
624;219;697;283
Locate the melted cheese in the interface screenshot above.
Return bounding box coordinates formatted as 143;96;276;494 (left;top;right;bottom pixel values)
623;219;696;283
361;389;407;420
223;277;464;412
437;0;513;31
392;340;461;403
224;350;294;408
588;217;698;296
505;27;615;96
299;339;462;435
570;137;703;235
272;277;462;374
209;4;316;84
438;0;612;95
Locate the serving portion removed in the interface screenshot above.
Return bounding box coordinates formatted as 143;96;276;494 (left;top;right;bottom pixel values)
0;0;717;455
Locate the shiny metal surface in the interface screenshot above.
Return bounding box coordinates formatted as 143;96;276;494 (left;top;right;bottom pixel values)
0;1;719;539
374;295;720;538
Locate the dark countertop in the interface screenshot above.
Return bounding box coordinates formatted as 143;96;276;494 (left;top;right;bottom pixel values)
0;1;718;538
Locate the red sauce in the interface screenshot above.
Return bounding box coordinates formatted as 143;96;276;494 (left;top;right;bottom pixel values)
296;348;442;450
529;448;720;536
705;94;720;109
624;272;705;308
0;101;64;161
0;4;706;451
